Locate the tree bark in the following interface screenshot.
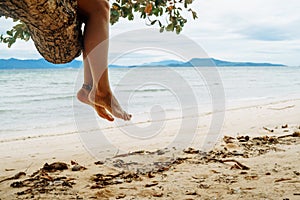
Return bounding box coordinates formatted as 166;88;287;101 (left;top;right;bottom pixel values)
0;0;83;64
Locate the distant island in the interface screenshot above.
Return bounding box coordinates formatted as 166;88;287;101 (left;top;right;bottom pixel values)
0;58;285;69
136;58;286;67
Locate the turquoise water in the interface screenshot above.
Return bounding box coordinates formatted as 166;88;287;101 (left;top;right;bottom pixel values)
0;66;299;141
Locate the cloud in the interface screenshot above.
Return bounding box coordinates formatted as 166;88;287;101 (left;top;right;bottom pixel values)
188;0;300;41
0;0;300;65
0;17;14;34
237;25;291;41
179;0;300;65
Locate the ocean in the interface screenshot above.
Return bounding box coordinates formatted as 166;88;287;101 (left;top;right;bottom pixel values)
0;66;300;142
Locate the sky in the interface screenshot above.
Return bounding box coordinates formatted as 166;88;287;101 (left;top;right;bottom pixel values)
0;0;299;66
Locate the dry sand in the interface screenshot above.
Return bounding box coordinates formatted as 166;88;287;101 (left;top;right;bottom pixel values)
0;98;299;199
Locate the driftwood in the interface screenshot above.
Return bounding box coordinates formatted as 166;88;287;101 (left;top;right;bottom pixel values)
0;0;83;64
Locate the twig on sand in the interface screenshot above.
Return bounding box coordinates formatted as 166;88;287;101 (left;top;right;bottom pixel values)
274;178;292;183
114;150;146;158
210;159;250;170
0;172;26;183
268;105;295;110
263;127;274;132
278;131;300;139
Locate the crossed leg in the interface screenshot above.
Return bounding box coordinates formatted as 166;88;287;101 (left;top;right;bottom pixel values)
76;0;131;121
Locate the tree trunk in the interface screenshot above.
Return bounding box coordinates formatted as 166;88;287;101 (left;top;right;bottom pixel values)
0;0;83;64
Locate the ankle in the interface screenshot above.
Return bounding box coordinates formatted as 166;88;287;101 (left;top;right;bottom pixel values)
97;88;112;98
92;86;112;98
82;83;92;91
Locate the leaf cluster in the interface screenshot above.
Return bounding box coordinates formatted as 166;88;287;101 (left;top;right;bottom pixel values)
110;0;197;34
0;0;197;47
0;18;30;47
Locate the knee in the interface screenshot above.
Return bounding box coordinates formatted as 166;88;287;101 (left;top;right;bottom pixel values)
78;0;110;20
90;0;110;19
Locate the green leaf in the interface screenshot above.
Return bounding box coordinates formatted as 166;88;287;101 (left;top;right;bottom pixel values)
166;23;174;31
128;13;134;20
176;25;182;34
6;30;13;36
160;26;165;33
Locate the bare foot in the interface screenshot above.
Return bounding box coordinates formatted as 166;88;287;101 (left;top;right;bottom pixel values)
88;88;132;121
77;87;91;105
77;87;114;121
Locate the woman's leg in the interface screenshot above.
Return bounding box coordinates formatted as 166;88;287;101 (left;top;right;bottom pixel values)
77;0;131;121
77;54;114;121
77;53;92;105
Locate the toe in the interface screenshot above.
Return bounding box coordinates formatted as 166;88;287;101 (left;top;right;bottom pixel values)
125;113;132;121
95;106;114;121
122;112;130;121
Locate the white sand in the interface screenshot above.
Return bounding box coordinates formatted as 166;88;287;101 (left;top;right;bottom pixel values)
0;98;299;199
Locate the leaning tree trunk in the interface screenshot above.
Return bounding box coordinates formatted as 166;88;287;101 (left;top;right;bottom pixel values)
0;0;83;64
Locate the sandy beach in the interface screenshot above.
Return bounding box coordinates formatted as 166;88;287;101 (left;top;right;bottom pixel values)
0;98;299;199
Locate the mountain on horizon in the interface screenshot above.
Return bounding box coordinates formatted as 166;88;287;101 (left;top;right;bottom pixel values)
143;58;285;67
0;58;286;69
0;58;82;69
141;59;185;66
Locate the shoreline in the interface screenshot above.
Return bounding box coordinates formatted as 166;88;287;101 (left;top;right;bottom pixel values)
1;96;299;144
